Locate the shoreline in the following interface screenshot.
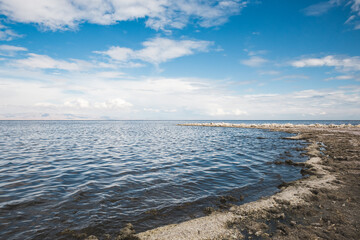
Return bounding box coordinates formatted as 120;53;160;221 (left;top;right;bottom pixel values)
133;123;360;240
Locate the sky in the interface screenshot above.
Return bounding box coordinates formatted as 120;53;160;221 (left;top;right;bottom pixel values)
0;0;359;120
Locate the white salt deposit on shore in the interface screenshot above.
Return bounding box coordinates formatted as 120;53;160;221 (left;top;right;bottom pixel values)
177;122;360;129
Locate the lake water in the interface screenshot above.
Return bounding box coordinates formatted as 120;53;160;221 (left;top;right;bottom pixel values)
0;120;359;239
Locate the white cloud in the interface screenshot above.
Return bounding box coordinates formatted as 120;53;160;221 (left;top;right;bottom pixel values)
64;98;90;108
246;49;267;56
0;44;27;51
0;44;27;56
274;75;309;81
241;56;268;67
208;107;248;116
95;37;212;65
332;75;354;79
291;55;360;72
94;98;132;109
125;77;204;93
302;0;341;16
63;97;132;109
0;23;22;41
98;47;134;62
351;0;360;13
13;53;91;71
143;108;160;113
303;0;360;30
0;0;247;31
259;70;280;75
144;108;177;113
345;15;356;24
349;0;360;29
136;38;212;64
325;75;359;81
10;53;119;71
94;71;124;79
1;65;359;120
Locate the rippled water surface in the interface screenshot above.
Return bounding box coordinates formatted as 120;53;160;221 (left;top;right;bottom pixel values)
1;120;356;239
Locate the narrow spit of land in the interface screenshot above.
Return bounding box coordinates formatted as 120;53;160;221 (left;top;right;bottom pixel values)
85;123;360;240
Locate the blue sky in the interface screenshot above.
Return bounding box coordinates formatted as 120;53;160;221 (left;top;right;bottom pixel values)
0;0;359;120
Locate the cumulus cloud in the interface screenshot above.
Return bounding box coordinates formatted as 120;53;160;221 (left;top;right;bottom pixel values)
0;0;247;31
95;37;213;65
291;55;360;72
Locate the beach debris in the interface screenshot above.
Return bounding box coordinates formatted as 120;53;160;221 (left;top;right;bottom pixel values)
84;235;98;240
242;221;269;237
219;196;227;204
60;228;74;235
300;167;316;176
144;209;158;216
218;195;238;209
276;222;289;235
61;228;87;239
219;195;237;203
256;136;266;139
285;159;294;165
277;181;292;189
203;206;215;215
103;233;112;240
273;159;307;167
115;223;140;240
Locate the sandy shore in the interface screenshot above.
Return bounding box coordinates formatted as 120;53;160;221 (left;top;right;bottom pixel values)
86;123;360;240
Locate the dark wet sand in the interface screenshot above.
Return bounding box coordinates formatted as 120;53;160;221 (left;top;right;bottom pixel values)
86;124;360;240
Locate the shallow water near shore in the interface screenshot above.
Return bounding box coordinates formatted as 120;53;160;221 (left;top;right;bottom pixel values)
0;120;359;239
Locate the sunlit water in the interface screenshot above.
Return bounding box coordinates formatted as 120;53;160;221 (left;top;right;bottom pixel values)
0;120;359;239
